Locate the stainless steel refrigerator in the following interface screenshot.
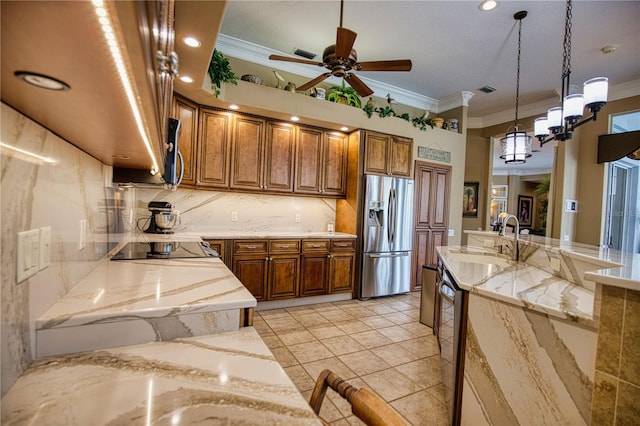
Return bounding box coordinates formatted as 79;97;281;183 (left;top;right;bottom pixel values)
361;174;414;298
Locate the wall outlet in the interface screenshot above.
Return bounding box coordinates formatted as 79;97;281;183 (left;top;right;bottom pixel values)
78;219;87;250
448;229;454;237
39;226;51;270
231;211;238;222
17;229;40;283
295;213;301;223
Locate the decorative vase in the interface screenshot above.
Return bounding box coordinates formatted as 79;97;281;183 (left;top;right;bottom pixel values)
432;117;444;128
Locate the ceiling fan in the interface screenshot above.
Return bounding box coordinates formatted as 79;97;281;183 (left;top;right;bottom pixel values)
268;0;412;97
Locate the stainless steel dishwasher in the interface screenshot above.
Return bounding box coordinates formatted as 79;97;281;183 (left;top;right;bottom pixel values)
438;266;468;426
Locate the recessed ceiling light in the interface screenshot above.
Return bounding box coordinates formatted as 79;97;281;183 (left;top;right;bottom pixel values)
179;75;194;83
14;71;70;91
340;126;349;131
182;36;201;48
479;0;497;11
291;116;300;122
229;104;240;110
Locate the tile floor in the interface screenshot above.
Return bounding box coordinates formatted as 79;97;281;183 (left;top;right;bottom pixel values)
253;291;450;425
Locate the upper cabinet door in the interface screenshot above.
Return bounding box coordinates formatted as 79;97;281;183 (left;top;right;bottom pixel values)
264;122;295;193
295;126;323;194
363;132;390;175
230;116;266;190
389;136;413;178
172;95;198;186
198;109;232;188
322;132;348;196
431;167;451;228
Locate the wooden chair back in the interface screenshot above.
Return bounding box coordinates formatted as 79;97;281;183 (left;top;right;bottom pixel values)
309;369;407;426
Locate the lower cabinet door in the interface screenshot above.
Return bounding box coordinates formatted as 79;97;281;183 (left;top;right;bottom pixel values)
300;255;329;296
233;256;267;301
329;254;355;294
268;255;299;300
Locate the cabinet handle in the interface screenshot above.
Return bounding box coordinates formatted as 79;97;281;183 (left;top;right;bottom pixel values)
310;244;322;248
266;256;271;261
278;244;291;248
245;245;257;249
335;243;349;247
327;254;333;258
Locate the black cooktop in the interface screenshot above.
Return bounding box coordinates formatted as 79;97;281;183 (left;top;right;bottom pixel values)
111;241;218;260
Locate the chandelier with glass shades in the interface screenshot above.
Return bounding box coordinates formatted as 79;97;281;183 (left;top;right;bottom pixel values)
534;0;608;145
500;11;531;164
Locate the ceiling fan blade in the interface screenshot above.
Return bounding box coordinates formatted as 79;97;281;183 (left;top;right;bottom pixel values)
356;60;413;72
297;73;332;92
269;54;324;67
335;27;357;59
344;73;374;97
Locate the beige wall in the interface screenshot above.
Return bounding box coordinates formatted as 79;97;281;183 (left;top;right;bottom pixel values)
462;128;490;244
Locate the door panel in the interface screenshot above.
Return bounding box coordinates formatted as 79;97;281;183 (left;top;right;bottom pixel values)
432;169;451;228
173;96;197;185
322;132;348;195
233;256;267;301
230;116;265;190
198;110;231;188
268;256;299;299
329;254;355;294
300;255;328;296
294;126;323;194
264;122;295;192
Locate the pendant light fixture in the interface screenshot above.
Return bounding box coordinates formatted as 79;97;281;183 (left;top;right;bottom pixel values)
534;0;608;145
500;11;531;165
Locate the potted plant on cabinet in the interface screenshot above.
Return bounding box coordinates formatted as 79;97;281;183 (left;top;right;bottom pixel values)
326;80;362;108
208;48;238;98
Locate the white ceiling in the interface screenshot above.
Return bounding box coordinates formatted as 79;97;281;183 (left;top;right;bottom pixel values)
211;0;640;175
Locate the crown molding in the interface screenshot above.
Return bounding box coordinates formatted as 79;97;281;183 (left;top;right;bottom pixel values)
469;79;640;129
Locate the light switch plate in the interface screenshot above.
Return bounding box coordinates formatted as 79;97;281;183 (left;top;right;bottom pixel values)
231;211;238;222
17;229;40;283
295;213;301;223
448;229;454;237
39;226;51;270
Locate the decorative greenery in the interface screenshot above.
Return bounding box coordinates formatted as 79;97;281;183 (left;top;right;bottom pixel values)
326;80;362;108
208;49;237;98
363;101;434;132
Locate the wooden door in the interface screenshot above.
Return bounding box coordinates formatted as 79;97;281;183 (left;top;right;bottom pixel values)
411;161;451;291
172;95;198;186
389;136;413;177
232;256;267;301
300;255;329;296
294;126;323;194
322;132;348;196
198;109;231;188
230;116;265;190
268;255;299;299
264;122;295;193
363;131;390;175
328;253;355;294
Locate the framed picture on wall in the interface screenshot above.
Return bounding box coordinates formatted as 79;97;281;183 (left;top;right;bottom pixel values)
518;195;533;227
463;182;479;217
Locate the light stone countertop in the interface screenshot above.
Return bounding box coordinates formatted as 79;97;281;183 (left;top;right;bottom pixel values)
465;230;639;291
159;230;358;240
1;327;322;425
437;246;596;324
36;256;255;331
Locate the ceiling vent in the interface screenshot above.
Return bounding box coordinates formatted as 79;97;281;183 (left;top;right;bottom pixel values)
479;85;496;93
293;48;317;60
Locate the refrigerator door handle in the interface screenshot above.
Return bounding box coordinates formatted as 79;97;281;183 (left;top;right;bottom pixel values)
366;252;409;258
389;188;397;243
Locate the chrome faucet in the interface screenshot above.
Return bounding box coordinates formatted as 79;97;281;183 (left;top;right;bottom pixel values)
500;214;520;261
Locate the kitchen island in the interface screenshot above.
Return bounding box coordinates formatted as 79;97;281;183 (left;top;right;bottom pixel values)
438;231;640;425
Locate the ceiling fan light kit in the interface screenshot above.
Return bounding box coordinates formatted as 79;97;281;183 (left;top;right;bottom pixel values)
500;10;532;165
534;0;608;145
268;0;412;97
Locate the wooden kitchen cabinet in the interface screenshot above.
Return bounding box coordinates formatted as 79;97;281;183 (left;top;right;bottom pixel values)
295;126;348;197
300;239;331;296
232;239;300;301
203;239;226;264
328;239;356;294
197;109;232;189
363;131;413;178
172;95;198;186
229;118;295;193
230;116;266;191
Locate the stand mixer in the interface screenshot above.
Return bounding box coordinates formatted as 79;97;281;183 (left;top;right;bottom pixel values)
144;201;179;234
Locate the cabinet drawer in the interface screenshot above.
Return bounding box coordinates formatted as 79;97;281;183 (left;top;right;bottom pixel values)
269;239;300;254
301;239;330;253
233;240;268;254
330;239;356;252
